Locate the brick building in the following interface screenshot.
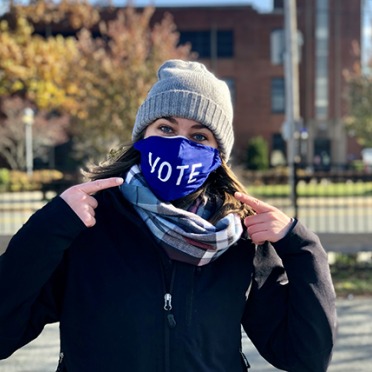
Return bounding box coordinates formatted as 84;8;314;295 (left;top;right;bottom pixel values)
150;0;361;167
11;0;361;168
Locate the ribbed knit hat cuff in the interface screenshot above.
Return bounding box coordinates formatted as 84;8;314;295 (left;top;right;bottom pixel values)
132;90;234;160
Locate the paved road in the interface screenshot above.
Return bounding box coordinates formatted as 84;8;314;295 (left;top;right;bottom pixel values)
0;297;371;371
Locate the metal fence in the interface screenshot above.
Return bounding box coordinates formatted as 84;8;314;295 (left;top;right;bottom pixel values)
237;165;372;234
1;167;372;237
0;178;75;236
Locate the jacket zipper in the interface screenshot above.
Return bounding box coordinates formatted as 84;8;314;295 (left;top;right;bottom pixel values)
186;267;198;327
161;263;177;372
164;293;177;327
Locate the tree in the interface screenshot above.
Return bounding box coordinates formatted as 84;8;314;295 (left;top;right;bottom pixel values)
0;96;69;170
0;1;194;167
0;11;79;169
344;74;372;147
344;41;372;147
9;0;100;30
70;6;193;162
0;14;81;113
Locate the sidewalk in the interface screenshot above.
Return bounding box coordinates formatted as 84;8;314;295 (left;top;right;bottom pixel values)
243;296;372;371
0;297;371;371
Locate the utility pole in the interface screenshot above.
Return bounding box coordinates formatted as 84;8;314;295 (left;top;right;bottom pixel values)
283;0;300;217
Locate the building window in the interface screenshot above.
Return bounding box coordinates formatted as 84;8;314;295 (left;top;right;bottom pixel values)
270;28;303;65
314;0;329;120
271;77;285;113
217;30;234;57
271;29;285;65
179;30;234;59
180;31;210;58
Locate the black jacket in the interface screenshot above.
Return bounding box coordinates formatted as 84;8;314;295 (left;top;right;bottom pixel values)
0;187;336;371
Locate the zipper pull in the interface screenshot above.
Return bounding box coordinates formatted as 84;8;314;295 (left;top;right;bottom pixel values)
167;314;177;328
164;293;172;311
164;293;177;327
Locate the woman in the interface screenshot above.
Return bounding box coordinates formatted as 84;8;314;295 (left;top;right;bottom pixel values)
0;60;336;371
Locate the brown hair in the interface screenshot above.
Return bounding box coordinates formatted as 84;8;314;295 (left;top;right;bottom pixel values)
85;140;254;224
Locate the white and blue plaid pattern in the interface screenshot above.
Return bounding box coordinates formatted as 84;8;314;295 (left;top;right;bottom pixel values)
120;165;243;266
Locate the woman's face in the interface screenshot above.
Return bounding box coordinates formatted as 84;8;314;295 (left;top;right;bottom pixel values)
144;117;218;149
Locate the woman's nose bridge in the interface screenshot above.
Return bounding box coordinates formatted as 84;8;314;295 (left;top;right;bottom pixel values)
177;128;190;138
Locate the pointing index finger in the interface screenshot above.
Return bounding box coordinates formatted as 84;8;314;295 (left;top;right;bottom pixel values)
234;192;273;214
79;177;124;195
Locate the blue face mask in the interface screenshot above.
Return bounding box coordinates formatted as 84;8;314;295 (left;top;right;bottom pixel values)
134;136;221;201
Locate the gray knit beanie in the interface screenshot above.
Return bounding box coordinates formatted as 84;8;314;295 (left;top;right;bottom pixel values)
132;59;234;160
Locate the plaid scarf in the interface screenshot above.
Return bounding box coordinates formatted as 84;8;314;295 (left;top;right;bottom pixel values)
120;165;243;266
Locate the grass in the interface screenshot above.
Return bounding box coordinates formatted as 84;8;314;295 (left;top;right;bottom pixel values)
332;266;372;297
247;182;372;198
330;254;372;297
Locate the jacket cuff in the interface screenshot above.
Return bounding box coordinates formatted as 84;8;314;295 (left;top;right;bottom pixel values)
272;219;325;257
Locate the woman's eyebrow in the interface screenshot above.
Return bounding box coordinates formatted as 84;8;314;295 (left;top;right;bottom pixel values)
162;116;178;124
161;117;209;130
191;123;211;130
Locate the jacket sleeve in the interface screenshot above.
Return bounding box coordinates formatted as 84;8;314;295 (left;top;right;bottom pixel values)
0;197;86;359
241;220;337;372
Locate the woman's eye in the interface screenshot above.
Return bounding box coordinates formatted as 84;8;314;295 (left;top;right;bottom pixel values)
192;133;207;142
159;125;173;134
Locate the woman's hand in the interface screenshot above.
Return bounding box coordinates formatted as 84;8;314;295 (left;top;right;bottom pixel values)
234;192;293;245
60;177;124;227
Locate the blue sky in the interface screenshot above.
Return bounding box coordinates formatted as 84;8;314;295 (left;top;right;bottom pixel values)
112;0;272;12
0;0;272;16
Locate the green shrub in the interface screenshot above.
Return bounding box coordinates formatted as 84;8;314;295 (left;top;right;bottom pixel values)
7;170;64;192
9;171;33;191
350;160;365;172
0;168;10;191
246;136;269;170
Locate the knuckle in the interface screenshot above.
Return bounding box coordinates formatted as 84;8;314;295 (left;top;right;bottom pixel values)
80;194;88;202
252;198;260;206
95;179;106;189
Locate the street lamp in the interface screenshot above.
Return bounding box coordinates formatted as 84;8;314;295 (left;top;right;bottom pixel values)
22;107;34;176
